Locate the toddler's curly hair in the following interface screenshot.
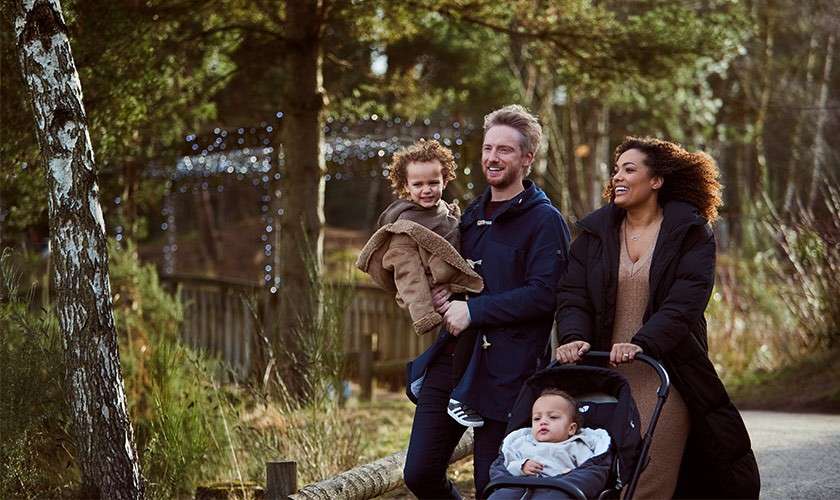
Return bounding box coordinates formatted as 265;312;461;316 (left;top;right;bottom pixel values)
605;136;723;222
388;139;457;199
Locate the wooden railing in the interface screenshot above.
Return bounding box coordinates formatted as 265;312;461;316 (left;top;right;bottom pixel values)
161;274;435;389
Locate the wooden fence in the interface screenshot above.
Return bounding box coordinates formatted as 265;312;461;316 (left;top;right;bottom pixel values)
161;274;434;390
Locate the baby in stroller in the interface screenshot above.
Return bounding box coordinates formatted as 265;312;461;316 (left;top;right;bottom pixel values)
486;355;657;499
501;389;611;478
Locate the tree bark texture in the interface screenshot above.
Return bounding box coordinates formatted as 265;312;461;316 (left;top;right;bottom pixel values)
12;1;143;497
276;0;326;355
291;429;474;500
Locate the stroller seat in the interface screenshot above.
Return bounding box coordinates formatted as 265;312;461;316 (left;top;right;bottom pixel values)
485;352;670;500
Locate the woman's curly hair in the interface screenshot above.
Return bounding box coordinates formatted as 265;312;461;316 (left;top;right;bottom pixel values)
605;137;723;222
388;139;458;199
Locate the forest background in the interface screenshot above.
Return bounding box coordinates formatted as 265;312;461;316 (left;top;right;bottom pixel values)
1;0;838;498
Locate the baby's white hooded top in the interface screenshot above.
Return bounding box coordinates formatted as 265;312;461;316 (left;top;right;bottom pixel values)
501;427;611;477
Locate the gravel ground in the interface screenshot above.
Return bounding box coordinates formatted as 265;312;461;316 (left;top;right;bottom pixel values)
743;411;840;499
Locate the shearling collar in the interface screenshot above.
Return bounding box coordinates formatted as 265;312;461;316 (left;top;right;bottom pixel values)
377;198;460;248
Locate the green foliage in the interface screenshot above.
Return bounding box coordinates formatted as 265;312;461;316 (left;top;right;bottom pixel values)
238;238;361;485
109;240;240;498
1;0;234;244
0;250;77;499
707;252;799;381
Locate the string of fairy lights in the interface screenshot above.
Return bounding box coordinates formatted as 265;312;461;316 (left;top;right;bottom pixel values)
155;113;476;292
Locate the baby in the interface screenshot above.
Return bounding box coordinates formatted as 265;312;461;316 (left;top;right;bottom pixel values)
502;389;611;477
356;139;485;426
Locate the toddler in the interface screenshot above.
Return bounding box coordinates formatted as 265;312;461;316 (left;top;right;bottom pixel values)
356;139;485;426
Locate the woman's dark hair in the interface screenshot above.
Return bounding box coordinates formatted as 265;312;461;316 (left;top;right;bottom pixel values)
605;137;723;222
537;388;583;432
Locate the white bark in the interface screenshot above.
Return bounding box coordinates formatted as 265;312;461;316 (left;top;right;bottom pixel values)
291;429;474;500
12;0;143;497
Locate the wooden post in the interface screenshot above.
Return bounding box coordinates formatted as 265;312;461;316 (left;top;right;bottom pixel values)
359;332;373;401
266;461;297;499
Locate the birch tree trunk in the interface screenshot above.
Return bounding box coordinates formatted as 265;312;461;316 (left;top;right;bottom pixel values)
12;1;143;497
276;0;326;378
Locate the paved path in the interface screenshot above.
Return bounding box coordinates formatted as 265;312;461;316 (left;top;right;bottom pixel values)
743;411;840;499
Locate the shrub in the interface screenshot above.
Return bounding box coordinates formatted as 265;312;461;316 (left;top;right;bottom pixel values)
109;240;242;498
238;241;361;486
0;249;77;498
764;186;840;348
708;184;840;383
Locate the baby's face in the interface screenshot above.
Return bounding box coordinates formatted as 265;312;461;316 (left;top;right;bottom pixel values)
531;395;578;443
405;160;444;208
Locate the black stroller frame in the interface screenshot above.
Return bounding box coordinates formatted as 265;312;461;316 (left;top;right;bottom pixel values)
483;351;671;500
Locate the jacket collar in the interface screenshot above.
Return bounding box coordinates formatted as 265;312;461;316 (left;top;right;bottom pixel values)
460;179;547;227
576;200;706;239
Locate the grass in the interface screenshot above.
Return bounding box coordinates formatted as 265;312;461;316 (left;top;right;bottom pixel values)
349;388;476;499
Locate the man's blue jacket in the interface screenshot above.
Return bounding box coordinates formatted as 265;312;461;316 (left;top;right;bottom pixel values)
407;180;571;422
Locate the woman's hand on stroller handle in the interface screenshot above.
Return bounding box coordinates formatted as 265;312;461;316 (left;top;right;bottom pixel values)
609;342;643;367
555;341;591;364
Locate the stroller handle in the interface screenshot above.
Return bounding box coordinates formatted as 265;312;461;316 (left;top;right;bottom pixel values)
548;350;670;398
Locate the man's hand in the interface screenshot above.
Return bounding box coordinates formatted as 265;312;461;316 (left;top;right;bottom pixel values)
521;459;543;476
442;300;470;336
431;284;452;314
555;341;591;364
609;342;643;366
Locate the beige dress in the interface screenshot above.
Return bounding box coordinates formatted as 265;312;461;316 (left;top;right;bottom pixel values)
614;221;690;499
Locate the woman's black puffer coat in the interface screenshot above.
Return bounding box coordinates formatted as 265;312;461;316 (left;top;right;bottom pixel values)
556;200;760;499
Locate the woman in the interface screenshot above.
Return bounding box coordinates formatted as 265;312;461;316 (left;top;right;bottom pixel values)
554;137;759;499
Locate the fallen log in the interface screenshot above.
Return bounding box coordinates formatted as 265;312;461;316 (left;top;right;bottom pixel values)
290;429;474;500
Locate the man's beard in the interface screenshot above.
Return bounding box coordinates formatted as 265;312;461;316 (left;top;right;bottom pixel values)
484;162;524;190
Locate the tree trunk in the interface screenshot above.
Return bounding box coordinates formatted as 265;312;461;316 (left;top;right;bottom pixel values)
751;5;774;200
121;159;139;241
12;1;143;498
591;102;610;209
808;32;835;207
276;0;326;370
783;30;820;211
565;92;586;217
194;188;221;273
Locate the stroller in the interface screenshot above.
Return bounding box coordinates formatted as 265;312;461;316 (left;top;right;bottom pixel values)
484;351;670;500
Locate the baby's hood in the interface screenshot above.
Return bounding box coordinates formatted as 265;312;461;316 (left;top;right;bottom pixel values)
573;427;611;456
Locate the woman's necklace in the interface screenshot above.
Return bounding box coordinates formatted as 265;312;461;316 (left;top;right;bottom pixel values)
624;214;663;245
624;221;641;244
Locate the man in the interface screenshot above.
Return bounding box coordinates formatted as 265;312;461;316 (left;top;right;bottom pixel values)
403;105;571;499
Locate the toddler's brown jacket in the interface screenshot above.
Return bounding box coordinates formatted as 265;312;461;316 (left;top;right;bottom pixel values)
356;199;484;335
